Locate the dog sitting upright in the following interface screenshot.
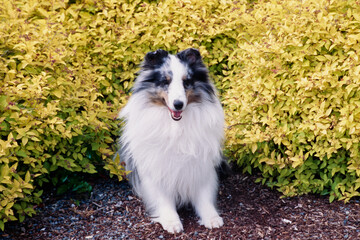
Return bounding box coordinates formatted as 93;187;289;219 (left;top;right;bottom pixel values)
118;48;225;233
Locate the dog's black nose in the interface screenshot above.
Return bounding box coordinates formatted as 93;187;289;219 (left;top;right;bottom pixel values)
173;100;184;110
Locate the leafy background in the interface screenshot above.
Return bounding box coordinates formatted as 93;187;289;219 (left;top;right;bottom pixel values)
1;0;360;230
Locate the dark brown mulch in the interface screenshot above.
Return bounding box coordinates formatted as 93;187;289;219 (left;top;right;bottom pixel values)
2;170;360;240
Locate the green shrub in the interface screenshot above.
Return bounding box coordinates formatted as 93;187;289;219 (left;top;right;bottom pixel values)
1;0;360;231
0;0;130;229
223;0;360;203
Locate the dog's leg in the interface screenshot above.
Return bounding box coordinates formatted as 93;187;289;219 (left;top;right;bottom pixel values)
141;179;183;233
153;196;183;234
193;177;224;229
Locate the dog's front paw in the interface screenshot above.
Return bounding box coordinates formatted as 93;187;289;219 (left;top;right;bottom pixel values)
159;219;184;234
200;215;224;229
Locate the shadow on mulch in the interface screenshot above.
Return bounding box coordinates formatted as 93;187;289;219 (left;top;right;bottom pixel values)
2;169;360;240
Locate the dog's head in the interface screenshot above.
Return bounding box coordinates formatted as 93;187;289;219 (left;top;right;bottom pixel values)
134;48;214;121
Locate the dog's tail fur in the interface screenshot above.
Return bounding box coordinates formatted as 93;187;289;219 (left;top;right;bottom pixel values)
216;156;232;180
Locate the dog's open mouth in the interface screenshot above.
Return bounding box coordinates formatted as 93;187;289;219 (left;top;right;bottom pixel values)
168;108;182;121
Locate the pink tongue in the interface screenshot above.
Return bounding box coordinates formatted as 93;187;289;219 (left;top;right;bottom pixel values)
173;111;182;118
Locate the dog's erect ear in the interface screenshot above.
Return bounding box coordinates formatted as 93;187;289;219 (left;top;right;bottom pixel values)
143;49;169;69
177;48;202;65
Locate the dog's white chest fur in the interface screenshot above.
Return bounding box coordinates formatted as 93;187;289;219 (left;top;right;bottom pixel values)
121;95;223;196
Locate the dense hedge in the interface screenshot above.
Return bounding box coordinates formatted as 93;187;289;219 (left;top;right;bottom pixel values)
223;0;360;203
1;0;360;230
0;0;130;230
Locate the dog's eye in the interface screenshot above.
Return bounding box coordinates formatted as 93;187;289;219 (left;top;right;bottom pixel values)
158;77;170;87
162;81;169;86
183;78;194;88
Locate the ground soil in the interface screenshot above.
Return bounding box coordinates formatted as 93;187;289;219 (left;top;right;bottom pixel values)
2;170;360;240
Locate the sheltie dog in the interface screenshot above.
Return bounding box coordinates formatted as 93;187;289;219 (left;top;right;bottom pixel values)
118;48;225;233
